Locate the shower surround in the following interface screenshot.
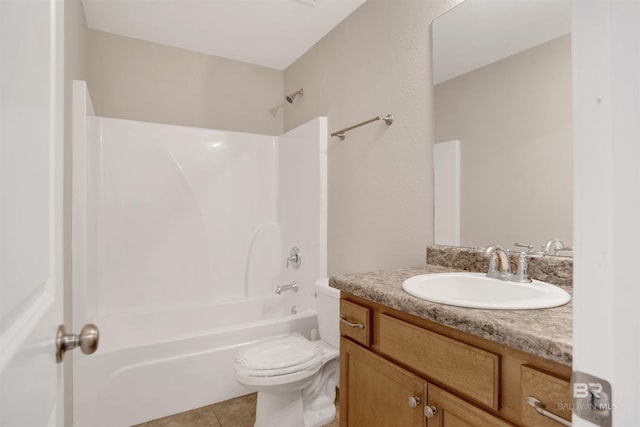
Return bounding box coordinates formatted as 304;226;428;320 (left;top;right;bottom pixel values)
71;81;327;426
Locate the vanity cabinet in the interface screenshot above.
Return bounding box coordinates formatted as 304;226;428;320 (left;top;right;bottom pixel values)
520;366;572;426
427;383;513;427
340;338;426;426
338;296;572;427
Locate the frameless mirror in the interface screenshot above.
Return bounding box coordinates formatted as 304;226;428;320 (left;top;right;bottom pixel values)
432;0;573;253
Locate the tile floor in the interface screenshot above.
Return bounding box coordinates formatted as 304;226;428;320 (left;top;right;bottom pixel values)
133;392;339;427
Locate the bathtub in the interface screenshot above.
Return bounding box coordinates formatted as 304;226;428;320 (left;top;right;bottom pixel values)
73;296;318;427
71;85;327;426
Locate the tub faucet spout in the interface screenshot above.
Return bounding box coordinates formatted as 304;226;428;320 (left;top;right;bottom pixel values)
275;281;298;295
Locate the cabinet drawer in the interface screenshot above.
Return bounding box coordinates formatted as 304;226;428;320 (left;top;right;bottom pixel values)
378;314;500;410
339;300;371;347
521;365;571;426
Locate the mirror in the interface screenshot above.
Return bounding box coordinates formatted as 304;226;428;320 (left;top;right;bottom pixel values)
432;0;573;253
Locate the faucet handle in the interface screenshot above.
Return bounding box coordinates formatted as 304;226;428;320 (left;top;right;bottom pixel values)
514;242;534;253
487;254;500;278
286;247;302;269
525;251;545;259
513;251;545;282
475;247;501;277
514;252;531;282
556;246;574;257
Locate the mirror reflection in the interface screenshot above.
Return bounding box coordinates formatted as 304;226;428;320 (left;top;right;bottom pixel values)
432;0;573;253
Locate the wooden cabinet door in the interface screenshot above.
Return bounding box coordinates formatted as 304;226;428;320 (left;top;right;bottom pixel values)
340;337;426;427
426;384;514;427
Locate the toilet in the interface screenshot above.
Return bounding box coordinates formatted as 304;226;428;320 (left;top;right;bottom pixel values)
234;278;340;427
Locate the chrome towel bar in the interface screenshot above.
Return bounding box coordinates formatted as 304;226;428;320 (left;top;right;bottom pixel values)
331;114;393;140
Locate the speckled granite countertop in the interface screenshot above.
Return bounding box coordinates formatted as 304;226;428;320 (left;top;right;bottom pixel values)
329;262;573;366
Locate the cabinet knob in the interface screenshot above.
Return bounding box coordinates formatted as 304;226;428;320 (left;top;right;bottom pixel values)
424;405;438;418
408;396;421;408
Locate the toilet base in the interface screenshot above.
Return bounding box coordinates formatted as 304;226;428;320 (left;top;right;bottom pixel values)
303;400;336;427
254;390;305;427
251;359;339;427
253;390;337;427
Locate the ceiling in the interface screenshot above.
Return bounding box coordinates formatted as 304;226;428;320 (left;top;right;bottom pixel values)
82;0;366;70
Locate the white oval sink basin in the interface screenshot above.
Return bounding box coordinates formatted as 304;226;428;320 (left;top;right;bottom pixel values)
402;273;571;310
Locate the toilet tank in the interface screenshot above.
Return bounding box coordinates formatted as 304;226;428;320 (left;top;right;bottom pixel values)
314;278;340;349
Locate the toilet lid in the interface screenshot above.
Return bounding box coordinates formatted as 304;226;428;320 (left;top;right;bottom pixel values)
234;334;323;377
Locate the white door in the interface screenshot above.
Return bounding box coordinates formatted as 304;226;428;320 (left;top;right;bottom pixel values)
572;1;640;426
0;0;65;425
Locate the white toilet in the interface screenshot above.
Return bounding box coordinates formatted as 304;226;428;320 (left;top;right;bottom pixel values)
234;278;340;427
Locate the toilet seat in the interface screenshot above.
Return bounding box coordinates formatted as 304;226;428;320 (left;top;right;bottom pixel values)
234;334;338;388
235;334;323;377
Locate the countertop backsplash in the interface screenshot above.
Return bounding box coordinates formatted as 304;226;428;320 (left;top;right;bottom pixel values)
426;245;573;288
329;245;574;365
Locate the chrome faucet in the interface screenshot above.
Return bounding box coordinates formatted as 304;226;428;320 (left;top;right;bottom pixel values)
481;243;548;283
275;281;298;295
482;244;512;280
542;238;573;256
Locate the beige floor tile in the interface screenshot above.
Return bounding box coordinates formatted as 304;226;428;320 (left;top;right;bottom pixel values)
135;404;221;427
212;393;257;427
132;388;340;427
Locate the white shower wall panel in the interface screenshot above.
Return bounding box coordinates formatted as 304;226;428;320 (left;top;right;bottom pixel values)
92;117;276;315
277;117;328;311
73;82;329;424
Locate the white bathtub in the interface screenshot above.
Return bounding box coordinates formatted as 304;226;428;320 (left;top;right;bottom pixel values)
73;296;318;427
71;88;327;426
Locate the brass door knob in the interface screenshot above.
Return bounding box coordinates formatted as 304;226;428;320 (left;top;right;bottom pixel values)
56;324;99;362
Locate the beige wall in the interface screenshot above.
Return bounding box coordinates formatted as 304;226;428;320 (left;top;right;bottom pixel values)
434;35;573;250
284;0;456;275
87;30;283;135
64;1;88;425
84;0;461;276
